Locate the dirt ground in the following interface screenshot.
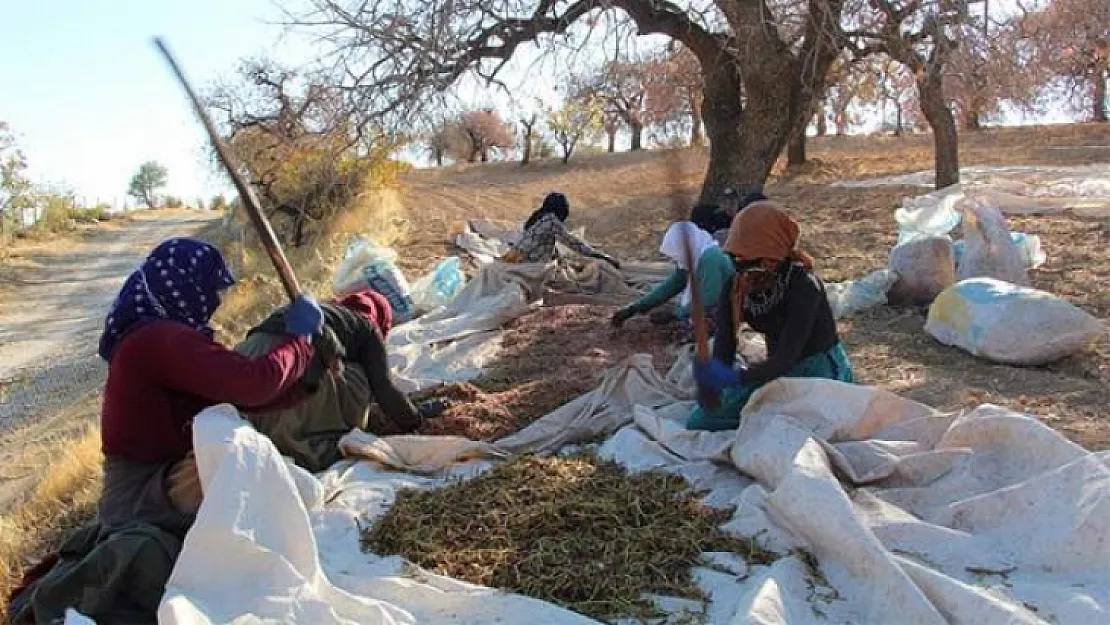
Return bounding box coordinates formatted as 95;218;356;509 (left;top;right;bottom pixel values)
0;210;219;503
396;124;1110;450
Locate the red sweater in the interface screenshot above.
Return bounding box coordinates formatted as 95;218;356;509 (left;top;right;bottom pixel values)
100;320;313;464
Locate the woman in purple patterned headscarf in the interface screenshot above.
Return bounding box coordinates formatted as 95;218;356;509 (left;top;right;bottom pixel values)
95;237;324;532
98;238;235;361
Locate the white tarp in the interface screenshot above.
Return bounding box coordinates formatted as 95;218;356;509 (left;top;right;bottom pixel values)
156;358;1110;624
831;164;1110;218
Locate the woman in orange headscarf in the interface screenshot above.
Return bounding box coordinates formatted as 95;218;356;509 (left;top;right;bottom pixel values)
689;199;855;431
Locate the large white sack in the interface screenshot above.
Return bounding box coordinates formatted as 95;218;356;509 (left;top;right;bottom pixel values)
887;237;956;306
956;201;1029;286
925;278;1104;365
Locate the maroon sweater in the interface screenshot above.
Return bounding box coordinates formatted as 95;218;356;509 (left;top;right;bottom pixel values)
101;320;313;464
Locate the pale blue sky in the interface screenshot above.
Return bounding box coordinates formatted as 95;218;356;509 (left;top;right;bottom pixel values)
0;0;311;205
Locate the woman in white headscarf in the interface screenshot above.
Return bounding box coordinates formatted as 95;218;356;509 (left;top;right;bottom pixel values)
611;222;735;338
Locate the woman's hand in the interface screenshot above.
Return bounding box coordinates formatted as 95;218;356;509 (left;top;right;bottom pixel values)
694;358;744;392
610;307;637;328
285;295;324;337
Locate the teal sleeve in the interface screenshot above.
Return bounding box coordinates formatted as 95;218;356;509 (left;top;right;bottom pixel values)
675;248;735;319
696;248;735;308
631;267;687;312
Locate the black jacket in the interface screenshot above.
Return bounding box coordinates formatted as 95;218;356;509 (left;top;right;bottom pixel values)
253;303;420;431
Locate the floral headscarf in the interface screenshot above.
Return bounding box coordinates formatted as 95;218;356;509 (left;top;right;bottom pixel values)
98;238;235;361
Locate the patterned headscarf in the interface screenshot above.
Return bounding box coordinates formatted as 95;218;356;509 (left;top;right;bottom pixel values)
98;238;235;361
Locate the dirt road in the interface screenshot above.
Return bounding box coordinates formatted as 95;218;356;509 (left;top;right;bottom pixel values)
0;211;219;431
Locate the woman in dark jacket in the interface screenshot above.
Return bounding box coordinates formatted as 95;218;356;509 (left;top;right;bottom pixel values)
690;201;855;431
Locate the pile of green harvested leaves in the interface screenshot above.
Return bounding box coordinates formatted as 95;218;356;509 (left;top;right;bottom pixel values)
361;455;776;621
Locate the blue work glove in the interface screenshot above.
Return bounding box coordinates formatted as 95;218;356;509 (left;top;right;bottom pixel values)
417;398;450;420
694;358;743;392
284;295;324;337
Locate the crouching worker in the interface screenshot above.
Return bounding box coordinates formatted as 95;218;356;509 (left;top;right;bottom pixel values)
611;222;734;341
236;288;447;472
688;202;855;431
8;239;322;625
501;192;621;268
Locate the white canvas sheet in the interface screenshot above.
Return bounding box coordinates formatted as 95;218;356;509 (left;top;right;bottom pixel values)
152;359;1109;624
831;164;1110;218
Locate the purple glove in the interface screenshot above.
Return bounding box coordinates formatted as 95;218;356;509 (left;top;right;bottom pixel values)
285;295;324;337
694;358;743;392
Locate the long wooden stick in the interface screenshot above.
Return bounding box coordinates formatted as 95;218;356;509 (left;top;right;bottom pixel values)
153;37;303;302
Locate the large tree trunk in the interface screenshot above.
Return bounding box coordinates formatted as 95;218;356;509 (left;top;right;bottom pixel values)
918;73;960;189
698;61;794;203
1094;72;1108;123
607;129;617;153
434;147;444;167
630;122;644;151
816;109;828;137
480;147;489;163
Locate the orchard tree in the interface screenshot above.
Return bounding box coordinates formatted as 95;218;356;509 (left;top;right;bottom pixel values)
519;111;539;165
547;97;603;164
289;0;852;204
1022;0;1110;122
458;109;516;162
945;15;1043;130
852;0;978;189
643;45;705;146
425;118;468;166
127;161;169;209
580;57;650;151
824;55;877;135
206;58;392;246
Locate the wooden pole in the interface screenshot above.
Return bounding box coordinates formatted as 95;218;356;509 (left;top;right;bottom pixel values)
152;37;303;302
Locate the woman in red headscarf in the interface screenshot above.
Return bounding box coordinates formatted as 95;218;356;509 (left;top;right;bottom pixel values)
236;288;447;471
689;200;855;431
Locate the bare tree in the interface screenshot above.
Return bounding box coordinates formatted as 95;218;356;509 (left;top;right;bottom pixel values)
643;44;705;147
457;109;516;163
547;97;603;164
206;58;375;246
519;111;539;165
1022;0;1110;122
580;57;651;151
852;0;976;189
287;0;850;204
944;14;1043;130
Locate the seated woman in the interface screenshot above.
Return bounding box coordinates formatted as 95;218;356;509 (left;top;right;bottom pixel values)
610;221;735;340
236;288;447;472
689;203;733;246
97;238;322;533
689;201;855;431
502;192;620;268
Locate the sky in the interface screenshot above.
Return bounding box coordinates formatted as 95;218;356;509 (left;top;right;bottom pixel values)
0;0;312;206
